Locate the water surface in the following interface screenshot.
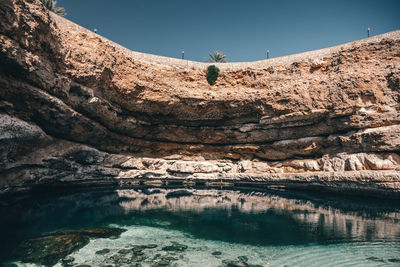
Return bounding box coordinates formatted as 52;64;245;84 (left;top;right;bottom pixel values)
1;187;399;266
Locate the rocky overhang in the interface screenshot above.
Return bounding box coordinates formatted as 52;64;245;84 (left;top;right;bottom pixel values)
0;0;399;198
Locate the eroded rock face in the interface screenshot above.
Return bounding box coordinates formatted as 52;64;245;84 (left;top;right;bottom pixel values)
0;0;399;197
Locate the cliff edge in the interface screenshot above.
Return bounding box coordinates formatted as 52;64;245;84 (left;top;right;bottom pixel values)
1;0;399;197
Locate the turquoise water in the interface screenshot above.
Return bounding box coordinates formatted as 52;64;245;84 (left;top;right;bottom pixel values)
0;187;399;266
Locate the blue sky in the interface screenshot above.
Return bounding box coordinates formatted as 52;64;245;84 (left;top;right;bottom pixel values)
58;0;400;62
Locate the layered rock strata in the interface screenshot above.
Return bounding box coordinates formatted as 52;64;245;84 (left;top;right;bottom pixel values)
0;0;399;197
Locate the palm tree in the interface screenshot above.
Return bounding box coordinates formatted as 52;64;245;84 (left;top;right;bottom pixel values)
207;51;227;63
39;0;66;16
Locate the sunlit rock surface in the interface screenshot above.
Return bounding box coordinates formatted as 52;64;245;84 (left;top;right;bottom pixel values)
0;0;399;197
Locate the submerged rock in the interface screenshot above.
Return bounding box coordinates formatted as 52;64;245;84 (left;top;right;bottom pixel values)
13;227;125;266
141;244;158;249
155;260;170;266
161;256;178;261
109;254;131;265
95;248;111;255
13;234;89;266
132;251;145;257
222;259;250;267
131;246;144;253
55;227;126;238
161;242;188;252
118;249;131;254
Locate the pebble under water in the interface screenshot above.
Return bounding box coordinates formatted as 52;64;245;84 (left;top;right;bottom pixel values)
0;187;399;266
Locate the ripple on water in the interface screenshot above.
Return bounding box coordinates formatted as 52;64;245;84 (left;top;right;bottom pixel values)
11;225;391;267
2;188;400;266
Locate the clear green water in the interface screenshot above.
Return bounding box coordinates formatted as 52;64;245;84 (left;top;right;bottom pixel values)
1;187;399;266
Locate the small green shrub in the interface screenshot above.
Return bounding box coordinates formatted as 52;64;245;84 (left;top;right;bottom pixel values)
206;65;220;85
39;0;66;16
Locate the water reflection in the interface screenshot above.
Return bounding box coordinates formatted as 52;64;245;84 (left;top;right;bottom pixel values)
0;187;399;261
115;188;400;244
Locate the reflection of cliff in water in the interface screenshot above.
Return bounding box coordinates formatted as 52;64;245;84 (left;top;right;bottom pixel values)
116;188;400;243
0;188;399;259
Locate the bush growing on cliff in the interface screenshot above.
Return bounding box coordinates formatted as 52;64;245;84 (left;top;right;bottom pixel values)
206;65;220;85
39;0;66;16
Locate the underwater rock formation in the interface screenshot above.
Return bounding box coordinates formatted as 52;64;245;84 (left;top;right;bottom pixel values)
0;0;399;197
13;227;125;266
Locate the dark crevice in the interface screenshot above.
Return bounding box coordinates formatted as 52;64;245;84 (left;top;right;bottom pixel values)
0;164;45;176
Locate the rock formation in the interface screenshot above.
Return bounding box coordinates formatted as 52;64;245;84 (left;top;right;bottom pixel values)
0;0;399;197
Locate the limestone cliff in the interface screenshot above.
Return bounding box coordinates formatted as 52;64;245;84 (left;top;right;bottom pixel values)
1;0;399;197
